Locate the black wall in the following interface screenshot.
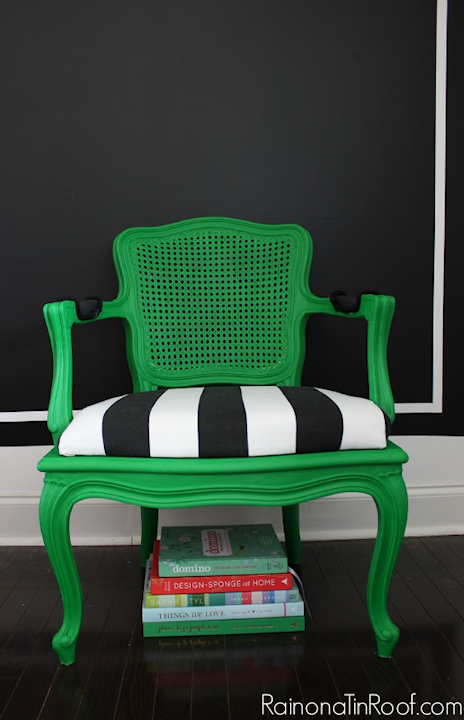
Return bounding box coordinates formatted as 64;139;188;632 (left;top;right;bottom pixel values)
1;0;462;444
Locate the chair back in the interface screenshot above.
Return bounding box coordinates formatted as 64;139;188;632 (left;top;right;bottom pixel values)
113;218;313;391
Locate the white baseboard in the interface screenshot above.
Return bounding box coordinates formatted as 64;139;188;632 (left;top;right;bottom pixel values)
0;436;463;545
1;487;462;546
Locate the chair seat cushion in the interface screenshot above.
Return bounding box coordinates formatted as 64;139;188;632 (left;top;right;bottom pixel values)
58;386;391;459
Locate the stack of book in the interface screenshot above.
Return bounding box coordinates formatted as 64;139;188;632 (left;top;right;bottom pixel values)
142;523;305;638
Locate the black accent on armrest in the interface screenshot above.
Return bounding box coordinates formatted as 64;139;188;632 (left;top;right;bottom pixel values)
330;289;379;314
57;296;103;321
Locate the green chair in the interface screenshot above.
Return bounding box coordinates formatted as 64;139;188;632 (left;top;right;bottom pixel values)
38;217;408;665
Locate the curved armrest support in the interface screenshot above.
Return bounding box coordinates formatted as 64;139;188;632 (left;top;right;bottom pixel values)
44;298;125;445
360;294;396;423
304;292;396;423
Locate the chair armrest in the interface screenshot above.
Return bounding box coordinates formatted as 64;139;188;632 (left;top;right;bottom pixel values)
43;298;125;446
305;292;396;422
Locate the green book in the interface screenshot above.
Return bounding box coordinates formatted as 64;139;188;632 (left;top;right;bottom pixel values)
158;524;288;577
143;615;305;637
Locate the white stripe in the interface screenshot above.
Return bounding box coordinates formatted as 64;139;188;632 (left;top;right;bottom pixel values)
58;395;126;456
0;411;49;422
148;387;204;458
431;0;447;414
316;388;387;450
240;386;296;457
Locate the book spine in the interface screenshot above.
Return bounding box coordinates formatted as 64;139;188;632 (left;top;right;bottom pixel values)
143;615;305;637
150;571;294;595
145;593;225;608
144;587;301;608
142;600;304;623
158;556;288;577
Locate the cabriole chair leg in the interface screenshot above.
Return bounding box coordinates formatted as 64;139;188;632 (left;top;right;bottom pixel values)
39;479;83;665
367;469;408;658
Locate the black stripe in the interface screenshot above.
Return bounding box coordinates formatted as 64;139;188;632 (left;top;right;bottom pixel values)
198;386;248;458
102;390;166;457
279;387;343;453
1;422;51;446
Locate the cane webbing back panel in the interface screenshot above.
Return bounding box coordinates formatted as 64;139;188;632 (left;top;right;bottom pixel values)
113;218;313;388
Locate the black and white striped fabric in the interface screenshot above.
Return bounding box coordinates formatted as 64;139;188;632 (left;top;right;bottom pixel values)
58;386;391;458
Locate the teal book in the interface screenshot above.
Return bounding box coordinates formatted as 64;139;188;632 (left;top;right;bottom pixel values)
143;600;304;623
158;524;288;577
142;615;305;638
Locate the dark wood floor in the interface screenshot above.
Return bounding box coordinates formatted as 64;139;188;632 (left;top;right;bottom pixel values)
2;536;464;719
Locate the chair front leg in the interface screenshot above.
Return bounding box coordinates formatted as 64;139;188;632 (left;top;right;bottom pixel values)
367;468;408;658
39;478;83;665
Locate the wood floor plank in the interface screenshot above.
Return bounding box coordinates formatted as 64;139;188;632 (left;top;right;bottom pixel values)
0;549;55;660
0;678;17;718
31;547;120;720
112;614;159;720
73;549;142;720
288;621;340;707
0;548;47;714
405;538;464;620
152;635;194;720
256;632;304;711
354;539;464;703
444;536;464;563
310;541;412;705
0;547;38;608
337;539;458;703
191;635;229;720
396;540;464;663
1;538;464;720
1;547;107;720
0;567;60;679
299;542;383;699
422;536;464;586
225;634;264;720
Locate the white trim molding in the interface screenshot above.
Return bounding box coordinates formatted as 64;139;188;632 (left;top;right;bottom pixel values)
0;411;49;422
395;0;448;415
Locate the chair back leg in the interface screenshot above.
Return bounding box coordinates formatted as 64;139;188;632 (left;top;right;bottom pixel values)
282;503;301;565
140;507;159;566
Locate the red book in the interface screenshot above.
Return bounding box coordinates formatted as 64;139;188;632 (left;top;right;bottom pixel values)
150;541;293;595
